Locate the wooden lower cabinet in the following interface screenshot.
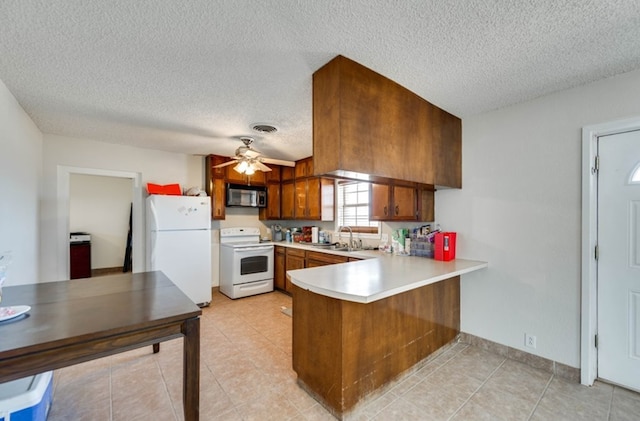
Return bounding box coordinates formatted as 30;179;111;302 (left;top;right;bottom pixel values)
306;251;348;267
292;276;460;417
274;246;286;291
285;248;306;293
277;247;352;293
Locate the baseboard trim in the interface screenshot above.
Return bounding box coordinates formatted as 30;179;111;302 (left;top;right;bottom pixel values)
458;332;580;383
91;267;124;277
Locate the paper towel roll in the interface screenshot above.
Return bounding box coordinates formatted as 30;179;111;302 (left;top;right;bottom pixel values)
311;226;319;243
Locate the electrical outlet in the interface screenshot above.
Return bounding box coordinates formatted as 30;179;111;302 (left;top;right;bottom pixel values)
381;234;389;242
525;333;537;349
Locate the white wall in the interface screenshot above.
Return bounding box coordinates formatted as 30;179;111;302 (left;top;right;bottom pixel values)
437;68;640;367
70;174;132;269
0;79;43;286
41;134;203;282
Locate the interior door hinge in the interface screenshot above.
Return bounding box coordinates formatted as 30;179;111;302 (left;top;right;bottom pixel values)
595;334;598;348
595;245;599;260
592;155;599;174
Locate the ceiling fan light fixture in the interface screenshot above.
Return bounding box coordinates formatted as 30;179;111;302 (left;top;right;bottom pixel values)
250;123;278;134
244;164;256;175
234;160;249;173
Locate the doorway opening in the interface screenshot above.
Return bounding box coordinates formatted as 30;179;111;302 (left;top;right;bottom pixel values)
581;116;640;388
57;166;143;280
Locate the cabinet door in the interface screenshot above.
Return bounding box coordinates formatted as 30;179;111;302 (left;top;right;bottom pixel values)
285;254;305;292
208;155;228;179
392;185;417;220
259;182;281;220
281;181;296;219
294;180;307;220
274;247;286;291
281;166;295;181
246;170;266;185
225;166;246;184
306;178;322;220
264;165;281;183
70;243;91;279
211;178;226;220
295;157;313;179
417;188;434;222
370;183;390;220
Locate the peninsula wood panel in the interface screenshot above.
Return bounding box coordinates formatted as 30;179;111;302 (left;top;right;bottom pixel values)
292;276;460;417
313;55;460;187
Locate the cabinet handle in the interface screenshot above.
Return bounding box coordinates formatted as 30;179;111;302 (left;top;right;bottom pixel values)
384;206;388;216
395;205;399;216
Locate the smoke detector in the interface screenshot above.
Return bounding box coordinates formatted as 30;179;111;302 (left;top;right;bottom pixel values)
251;123;278;134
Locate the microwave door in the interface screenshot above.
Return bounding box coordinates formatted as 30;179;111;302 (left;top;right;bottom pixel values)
240;191;256;206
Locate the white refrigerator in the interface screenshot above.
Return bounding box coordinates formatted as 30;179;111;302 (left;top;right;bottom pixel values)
146;195;212;306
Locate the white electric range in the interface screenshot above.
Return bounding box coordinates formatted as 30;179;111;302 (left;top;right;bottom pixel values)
219;227;274;299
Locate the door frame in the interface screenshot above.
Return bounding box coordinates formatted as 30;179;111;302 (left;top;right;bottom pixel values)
57;166;143;280
581;116;640;386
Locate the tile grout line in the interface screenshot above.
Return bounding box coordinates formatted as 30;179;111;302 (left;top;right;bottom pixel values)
109;356;114;421
606;386;615;421
526;373;555;420
363;343;472;421
155;357;180;421
446;357;508;421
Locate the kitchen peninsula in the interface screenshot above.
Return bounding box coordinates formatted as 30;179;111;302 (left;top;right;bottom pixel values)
287;253;487;418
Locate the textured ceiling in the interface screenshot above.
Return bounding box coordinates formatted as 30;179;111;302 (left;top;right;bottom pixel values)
1;1;640;161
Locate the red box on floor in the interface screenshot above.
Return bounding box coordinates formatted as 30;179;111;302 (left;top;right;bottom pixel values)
434;232;456;261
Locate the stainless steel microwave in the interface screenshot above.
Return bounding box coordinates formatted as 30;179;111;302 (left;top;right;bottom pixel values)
226;183;267;208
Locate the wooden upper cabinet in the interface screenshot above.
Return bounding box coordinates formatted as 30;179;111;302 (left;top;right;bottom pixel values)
205;155;227;220
208;154;228;179
392;185;416;220
294;177;334;221
281;181;296;219
211;178;226;220
370;182;421;221
313;55;461;188
259;182;281;220
281;166;295;181
417;188;435;222
226;166;266;185
370;183;391;220
295;157;313;179
264;165;281;183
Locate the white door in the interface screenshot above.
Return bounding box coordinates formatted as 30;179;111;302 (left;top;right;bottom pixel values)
149;229;212;306
598;129;640;391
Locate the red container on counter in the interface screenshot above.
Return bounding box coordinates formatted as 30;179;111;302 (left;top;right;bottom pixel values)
434;232;456;261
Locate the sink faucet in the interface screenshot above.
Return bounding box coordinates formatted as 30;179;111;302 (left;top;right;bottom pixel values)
337;226;353;251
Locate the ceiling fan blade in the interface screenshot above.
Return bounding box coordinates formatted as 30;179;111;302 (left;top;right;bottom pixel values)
212;160;239;168
261;157;296;167
254;161;272;172
243;148;262;159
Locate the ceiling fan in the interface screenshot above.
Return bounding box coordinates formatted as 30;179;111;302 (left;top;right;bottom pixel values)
213;137;295;175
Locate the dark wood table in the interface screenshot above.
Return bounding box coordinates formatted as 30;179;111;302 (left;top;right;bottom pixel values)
0;271;201;420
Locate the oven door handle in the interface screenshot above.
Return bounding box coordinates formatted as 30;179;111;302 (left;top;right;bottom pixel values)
234;246;274;252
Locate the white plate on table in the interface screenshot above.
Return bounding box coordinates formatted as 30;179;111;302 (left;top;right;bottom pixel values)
0;305;31;322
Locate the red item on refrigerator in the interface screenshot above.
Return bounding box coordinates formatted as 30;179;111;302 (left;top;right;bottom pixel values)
434;232;456;261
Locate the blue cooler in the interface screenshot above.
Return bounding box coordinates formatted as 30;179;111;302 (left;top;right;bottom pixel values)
0;371;53;421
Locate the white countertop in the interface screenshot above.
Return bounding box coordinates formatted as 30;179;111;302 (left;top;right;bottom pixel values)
284;244;488;303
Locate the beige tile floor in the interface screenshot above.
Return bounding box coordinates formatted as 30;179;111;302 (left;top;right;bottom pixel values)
48;290;640;420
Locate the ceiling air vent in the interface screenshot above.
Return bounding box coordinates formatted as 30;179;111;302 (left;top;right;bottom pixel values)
251;123;278;134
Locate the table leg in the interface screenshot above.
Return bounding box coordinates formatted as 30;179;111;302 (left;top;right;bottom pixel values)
182;317;200;421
